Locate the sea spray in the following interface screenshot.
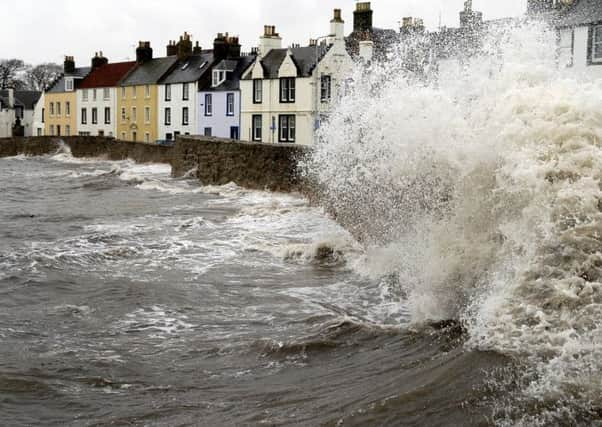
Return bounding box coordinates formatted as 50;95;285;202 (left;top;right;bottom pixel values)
302;21;602;424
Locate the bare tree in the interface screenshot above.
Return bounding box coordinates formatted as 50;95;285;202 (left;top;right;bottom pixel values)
0;59;26;89
25;63;62;91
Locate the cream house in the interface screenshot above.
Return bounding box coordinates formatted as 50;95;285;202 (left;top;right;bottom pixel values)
240;9;353;145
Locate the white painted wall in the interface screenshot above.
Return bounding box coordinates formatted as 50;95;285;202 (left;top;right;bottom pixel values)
33;92;45;136
0;109;13;137
77;87;117;136
197;91;241;139
559;26;602;81
158;83;197;141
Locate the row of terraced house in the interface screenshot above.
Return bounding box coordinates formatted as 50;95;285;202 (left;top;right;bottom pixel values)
29;0;602;145
40;4;376;146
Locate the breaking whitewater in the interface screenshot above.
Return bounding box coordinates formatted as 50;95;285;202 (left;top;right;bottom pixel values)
303;22;602;425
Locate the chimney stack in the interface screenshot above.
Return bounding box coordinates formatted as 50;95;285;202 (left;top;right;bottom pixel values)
359;40;374;62
64;56;76;74
176;32;193;61
167;40;177;56
329;8;345;45
258;25;282;56
354;2;373;33
91;51;109;69
136;41;153;64
193;41;202;55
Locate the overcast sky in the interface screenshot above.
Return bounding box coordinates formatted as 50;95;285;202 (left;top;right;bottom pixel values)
4;0;526;65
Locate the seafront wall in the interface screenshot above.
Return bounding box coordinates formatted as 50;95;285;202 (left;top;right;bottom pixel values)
0;136;307;192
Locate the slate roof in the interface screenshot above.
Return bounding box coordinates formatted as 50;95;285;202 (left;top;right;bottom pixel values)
47;67;91;93
120;57;178;86
80;61;136;88
202;55;256;91
243;44;331;80
554;0;602;27
159;52;214;85
0;90;41;110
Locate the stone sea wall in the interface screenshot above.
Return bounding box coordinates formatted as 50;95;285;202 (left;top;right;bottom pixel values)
0;136;308;192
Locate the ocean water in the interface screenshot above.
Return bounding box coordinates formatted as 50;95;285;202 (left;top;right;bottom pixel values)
2;22;601;427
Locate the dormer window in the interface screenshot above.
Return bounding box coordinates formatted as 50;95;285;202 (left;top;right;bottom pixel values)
65;78;74;92
212;70;227;87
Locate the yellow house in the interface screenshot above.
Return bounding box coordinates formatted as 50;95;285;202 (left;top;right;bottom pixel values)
45;56;90;137
117;42;178;143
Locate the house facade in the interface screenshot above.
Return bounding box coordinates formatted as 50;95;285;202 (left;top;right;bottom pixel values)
44;57;90;137
33;92;45;136
198;36;255;139
240;9;353;145
117;42;178;143
0;89;41;137
157;33;213;142
76;54;136;137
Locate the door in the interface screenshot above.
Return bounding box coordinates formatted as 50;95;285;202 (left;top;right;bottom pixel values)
230;126;239;140
56;125;61;136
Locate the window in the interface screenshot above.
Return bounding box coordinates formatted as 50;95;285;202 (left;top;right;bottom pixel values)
205;94;212;116
121;107;126;122
593;25;602;63
145;85;150;98
103;88;110;100
56;102;61;116
226;93;235;116
132;107;137;123
91;108;98;124
182;107;189;125
98;130;104;137
132;86;137;99
166;133;173;141
280;77;295;103
164;107;171;125
253;79;262;104
65;125;71;136
37;128;42;136
104;107;111;124
212;70;226;87
121;87;126;99
145;107;150;123
230;126;239;140
278;115;295;142
65;101;71;117
65;78;74;91
93;89;97;101
321;75;332;102
83;89;89;102
165;84;171;101
145;133;150;143
50;102;54;116
81;108;87;124
182;83;189;100
204;127;212;137
50;125;55;136
252;114;262;141
132;131;137;142
42;108;45;123
121;132;126;140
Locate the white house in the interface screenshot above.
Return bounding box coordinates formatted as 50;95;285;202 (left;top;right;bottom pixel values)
240;9;354;145
77;54;136;137
0;89;42;137
551;0;602;80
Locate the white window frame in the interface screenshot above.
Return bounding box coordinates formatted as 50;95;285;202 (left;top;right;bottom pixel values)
145;85;151;98
81;108;87;125
93;89;97;101
91;107;98;125
182;83;189;100
182;106;189;125
49;102;54;116
278;114;296;143
65;101;71;117
56;102;61;117
226;93;235;116
65;78;74;92
103;88;110;100
165;107;171;126
205;94;213;116
320;75;332;102
165;84;171;101
82;89;89;102
131;106;137;123
145;106;151;124
104;107;111;124
145;132;150;143
253;79;262;103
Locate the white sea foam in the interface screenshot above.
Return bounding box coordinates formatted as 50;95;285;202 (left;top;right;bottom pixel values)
303;21;602;424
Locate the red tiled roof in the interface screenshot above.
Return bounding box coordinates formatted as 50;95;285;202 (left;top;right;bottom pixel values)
79;61;137;88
